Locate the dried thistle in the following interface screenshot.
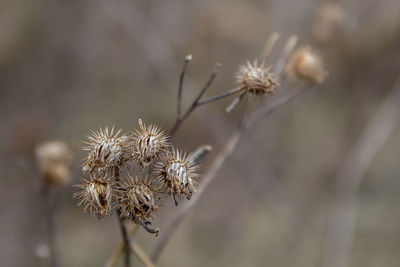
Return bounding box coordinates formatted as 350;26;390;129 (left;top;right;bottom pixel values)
286;47;327;84
131;119;169;167
83;127;129;173
74;176;114;219
35;141;72;186
155;149;199;205
236;59;279;95
119;175;162;224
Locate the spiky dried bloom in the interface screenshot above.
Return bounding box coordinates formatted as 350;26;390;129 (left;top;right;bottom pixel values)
286;47;327;84
155;150;199;205
119;175;162;223
83;127;129;173
236;60;279;95
74;176;114;218
130;119;169;167
35;141;72;186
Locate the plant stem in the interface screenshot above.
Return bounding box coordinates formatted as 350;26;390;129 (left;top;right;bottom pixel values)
105;224;137;267
131;242;156;267
44;187;59;267
177;55;192;117
169;64;221;136
114;167;131;267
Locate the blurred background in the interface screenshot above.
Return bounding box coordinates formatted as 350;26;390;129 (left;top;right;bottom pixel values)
1;0;400;266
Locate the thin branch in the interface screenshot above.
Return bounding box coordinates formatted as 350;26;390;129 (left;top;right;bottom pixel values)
260;32;280;62
43;187;59;267
105;225;137;267
274;35;298;76
177;55;192;117
188;144;213;163
131;242;156;267
169;64;221;136
322;78;400;267
197;87;242;106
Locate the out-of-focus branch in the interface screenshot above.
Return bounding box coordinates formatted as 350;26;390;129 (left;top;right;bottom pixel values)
131;242;156;267
322;77;400;267
105;225;137;267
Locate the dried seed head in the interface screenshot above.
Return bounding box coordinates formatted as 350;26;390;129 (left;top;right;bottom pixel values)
41;164;71;186
83;127;128;173
119;175;161;223
74;176;114;219
131;119;169;167
312;2;345;43
35;141;72;186
236;60;279;95
286;47;327;84
155;150;199;205
35;141;72;166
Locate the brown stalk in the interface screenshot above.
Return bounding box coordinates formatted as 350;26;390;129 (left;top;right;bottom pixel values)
114;167;131;267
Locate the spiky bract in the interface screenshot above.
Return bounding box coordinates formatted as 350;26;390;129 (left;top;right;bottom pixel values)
119;175;161;223
236;60;279;95
131;119;169;167
83;127;128;173
155;150;199;205
74;176;114;218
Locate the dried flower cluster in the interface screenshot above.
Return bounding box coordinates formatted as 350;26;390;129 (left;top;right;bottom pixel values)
35;141;72;186
74;119;200;234
236;60;279;95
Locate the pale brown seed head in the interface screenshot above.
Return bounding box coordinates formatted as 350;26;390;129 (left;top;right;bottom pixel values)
73;176;114;219
119;175;161;223
312;2;346;43
236;60;279;95
286;47;327;84
155;149;199;205
35;141;72;166
41;164;71;186
35;141;72;186
131;119;169;167
83;127;129;173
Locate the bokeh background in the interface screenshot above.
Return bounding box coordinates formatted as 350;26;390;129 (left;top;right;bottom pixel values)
1;0;400;266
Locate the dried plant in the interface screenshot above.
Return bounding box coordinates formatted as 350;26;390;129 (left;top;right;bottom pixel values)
71;32;326;267
130;119;169;167
74;175;114;219
155;149;199;205
236;59;279;95
83;127;129;173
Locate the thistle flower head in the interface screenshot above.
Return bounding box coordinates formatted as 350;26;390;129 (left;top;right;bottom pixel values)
236;59;279;95
286;47;327;84
83;127;128;173
74;176;114;219
131;119;169;167
155;149;199;205
119;175;161;223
